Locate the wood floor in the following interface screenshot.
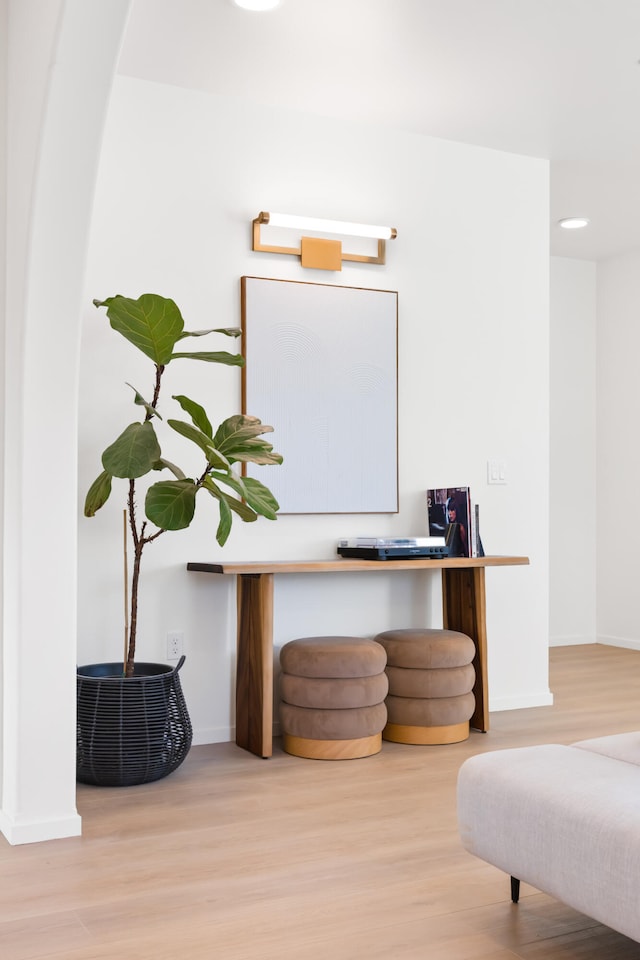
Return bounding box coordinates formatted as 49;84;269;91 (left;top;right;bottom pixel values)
2;644;640;960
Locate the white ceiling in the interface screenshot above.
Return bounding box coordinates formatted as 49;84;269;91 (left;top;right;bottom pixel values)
118;0;640;261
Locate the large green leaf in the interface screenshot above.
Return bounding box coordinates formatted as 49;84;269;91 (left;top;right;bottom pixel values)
207;470;247;499
102;422;161;479
94;294;184;364
172;394;212;438
225;496;258;523
84;470;112;517
203;475;257;522
176;327;242;340
242;476;280;520
167;419;230;469
228;439;283;465
170;350;244;366
152;458;186;480
213;415;283;464
215;496;233;547
214;415;273;449
126;382;161;419
145;480;197;530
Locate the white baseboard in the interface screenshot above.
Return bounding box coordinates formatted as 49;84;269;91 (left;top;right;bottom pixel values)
489;691;554;712
549;635;596;647
191;725;234;746
192;720;283;746
597;635;640;652
0;809;82;846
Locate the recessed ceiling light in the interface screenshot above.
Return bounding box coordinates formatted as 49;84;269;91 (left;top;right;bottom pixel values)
558;217;590;230
231;0;281;10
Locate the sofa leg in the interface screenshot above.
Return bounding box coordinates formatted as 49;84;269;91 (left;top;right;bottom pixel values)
510;876;520;903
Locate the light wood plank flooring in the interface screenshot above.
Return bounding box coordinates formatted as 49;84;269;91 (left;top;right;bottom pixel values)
2;644;640;960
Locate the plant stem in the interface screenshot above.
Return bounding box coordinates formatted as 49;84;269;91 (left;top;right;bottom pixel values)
126;480;139;677
125;479;166;677
149;364;164;416
124;363;168;677
126;537;144;678
123;509;129;674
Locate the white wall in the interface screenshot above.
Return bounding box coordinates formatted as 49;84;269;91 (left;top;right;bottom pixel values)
597;249;640;649
1;0;131;845
0;0;7;808
78;76;552;743
549;258;597;645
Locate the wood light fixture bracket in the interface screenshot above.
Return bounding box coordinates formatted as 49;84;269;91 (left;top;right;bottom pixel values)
252;211;397;271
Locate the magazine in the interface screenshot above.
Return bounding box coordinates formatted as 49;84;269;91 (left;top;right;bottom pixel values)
426;486;472;558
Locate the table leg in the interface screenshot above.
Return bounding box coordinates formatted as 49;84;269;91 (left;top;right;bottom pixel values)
441;567;489;732
235;573;274;757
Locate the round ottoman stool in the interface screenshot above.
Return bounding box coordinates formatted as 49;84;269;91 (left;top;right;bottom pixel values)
279;636;388;760
374;628;475;745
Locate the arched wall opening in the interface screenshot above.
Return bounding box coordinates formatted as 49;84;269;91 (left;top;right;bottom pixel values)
1;0;131;844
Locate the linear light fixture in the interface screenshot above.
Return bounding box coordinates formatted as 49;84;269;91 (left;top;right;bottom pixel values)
252;211;397;270
232;0;281;10
558;217;590;229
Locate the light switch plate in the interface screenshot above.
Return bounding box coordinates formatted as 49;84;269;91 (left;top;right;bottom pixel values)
487;459;507;484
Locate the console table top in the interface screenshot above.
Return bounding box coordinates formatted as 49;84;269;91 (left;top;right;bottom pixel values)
187;555;529;576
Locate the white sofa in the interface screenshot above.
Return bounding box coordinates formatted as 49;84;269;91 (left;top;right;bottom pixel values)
457;731;640;944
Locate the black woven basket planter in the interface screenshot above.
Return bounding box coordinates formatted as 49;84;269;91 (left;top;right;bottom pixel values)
77;656;193;787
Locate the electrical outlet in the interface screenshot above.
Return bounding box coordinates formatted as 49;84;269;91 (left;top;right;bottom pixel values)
166;631;184;660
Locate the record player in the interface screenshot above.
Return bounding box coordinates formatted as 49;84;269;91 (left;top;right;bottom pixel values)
337;536;449;560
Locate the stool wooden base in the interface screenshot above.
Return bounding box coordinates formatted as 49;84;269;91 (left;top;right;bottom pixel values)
383;720;469;745
282;732;382;760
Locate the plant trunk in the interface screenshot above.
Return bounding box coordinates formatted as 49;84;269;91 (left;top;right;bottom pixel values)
126;538;144;677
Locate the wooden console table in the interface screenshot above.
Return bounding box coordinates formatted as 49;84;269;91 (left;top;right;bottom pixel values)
187;556;529;757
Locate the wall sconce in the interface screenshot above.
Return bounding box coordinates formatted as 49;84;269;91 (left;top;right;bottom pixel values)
252;211;397;270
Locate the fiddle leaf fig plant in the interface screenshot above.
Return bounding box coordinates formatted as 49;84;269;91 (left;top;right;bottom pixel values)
85;293;282;677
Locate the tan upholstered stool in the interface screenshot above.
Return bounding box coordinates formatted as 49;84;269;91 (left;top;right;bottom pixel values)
279;636;388;760
374;628;475;745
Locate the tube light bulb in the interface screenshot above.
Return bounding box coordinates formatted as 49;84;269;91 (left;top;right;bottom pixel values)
260;212;396;241
232;0;281;10
558;217;590;229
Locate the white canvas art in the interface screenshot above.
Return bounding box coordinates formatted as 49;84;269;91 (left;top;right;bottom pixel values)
241;276;398;514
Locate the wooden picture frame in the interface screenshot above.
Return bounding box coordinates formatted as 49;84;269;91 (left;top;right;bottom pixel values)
241;276;398;515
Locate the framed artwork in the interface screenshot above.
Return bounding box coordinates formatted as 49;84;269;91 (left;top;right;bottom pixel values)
241;276;398;514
